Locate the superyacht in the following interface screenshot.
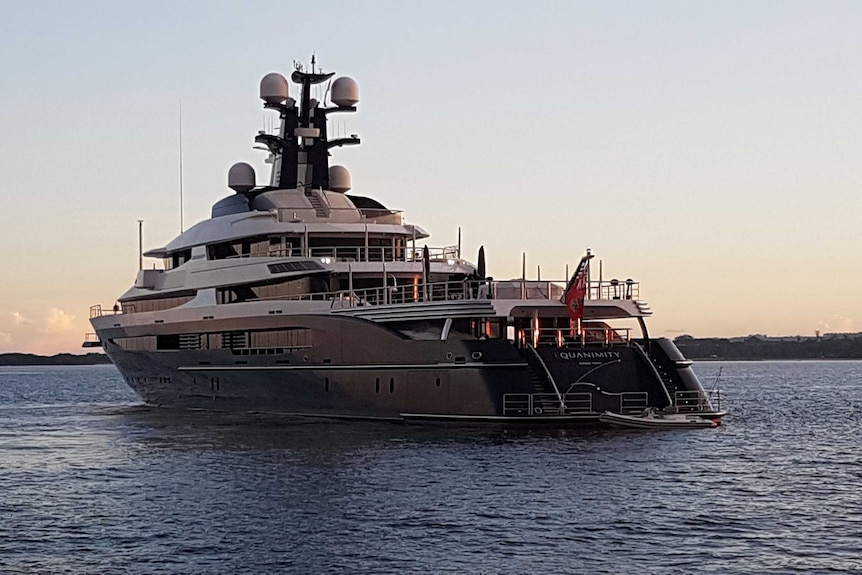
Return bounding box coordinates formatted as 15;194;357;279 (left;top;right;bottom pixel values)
85;61;723;425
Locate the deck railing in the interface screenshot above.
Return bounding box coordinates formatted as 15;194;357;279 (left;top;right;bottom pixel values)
94;279;641;315
82;333;102;345
502;392;593;416
517;326;633;348
211;244;464;264
91;275;642;317
675;389;722;413
276;206;404;224
260;279;582;307
620;392;649;413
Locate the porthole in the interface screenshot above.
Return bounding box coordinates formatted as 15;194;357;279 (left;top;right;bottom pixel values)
375;378;380;393
471;352;482;360
435;378;441;387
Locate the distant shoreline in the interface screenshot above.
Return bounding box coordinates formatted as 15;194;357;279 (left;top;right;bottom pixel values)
674;334;862;361
0;353;111;366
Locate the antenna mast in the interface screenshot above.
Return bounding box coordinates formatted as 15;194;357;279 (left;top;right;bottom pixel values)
179;100;184;233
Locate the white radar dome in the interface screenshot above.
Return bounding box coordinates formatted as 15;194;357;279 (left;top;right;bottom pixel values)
228;162;256;193
260;73;289;104
329;165;352;193
331;77;359;107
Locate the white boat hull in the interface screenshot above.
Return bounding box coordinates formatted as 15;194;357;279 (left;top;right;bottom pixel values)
599;410;718;429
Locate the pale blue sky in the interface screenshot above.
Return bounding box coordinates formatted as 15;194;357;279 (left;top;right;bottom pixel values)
1;1;860;353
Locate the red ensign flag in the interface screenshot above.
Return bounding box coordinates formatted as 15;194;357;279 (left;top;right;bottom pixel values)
561;254;593;324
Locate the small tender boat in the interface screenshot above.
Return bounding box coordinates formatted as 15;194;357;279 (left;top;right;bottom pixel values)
599;408;719;429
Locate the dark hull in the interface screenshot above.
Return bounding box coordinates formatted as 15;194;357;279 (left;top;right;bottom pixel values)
100;318;715;425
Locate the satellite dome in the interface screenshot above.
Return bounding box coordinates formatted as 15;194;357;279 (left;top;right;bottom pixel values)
329;165;352;193
331;77;359;107
228;162;256;193
260;73;289;104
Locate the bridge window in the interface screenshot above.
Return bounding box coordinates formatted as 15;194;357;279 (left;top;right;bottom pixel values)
388;320;444;340
216;276;328;304
448;318;505;340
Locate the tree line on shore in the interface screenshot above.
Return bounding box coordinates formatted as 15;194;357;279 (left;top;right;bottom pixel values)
673;334;862;360
0;353;111;366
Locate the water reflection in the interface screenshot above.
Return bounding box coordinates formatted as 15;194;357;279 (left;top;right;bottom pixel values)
1;362;862;574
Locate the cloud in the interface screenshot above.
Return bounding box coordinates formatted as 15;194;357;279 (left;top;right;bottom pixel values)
0;309;85;353
11;312;32;326
42;308;77;334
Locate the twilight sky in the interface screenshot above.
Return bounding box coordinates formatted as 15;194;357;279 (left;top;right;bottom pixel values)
1;0;860;354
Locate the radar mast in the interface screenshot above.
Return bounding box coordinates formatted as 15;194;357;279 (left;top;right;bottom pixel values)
254;60;361;193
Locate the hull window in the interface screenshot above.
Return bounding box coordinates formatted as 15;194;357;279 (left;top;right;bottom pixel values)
111;328;312;353
156;334;181;350
249;328;311;349
122;294;194;314
113;336;158;351
267;261;325;274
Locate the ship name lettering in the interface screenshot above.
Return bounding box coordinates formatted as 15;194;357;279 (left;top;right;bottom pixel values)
556;351;621;360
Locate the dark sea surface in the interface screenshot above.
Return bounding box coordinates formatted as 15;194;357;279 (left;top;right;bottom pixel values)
1;362;861;574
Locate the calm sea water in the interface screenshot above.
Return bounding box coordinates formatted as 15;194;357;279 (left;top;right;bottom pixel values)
1;362;861;574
